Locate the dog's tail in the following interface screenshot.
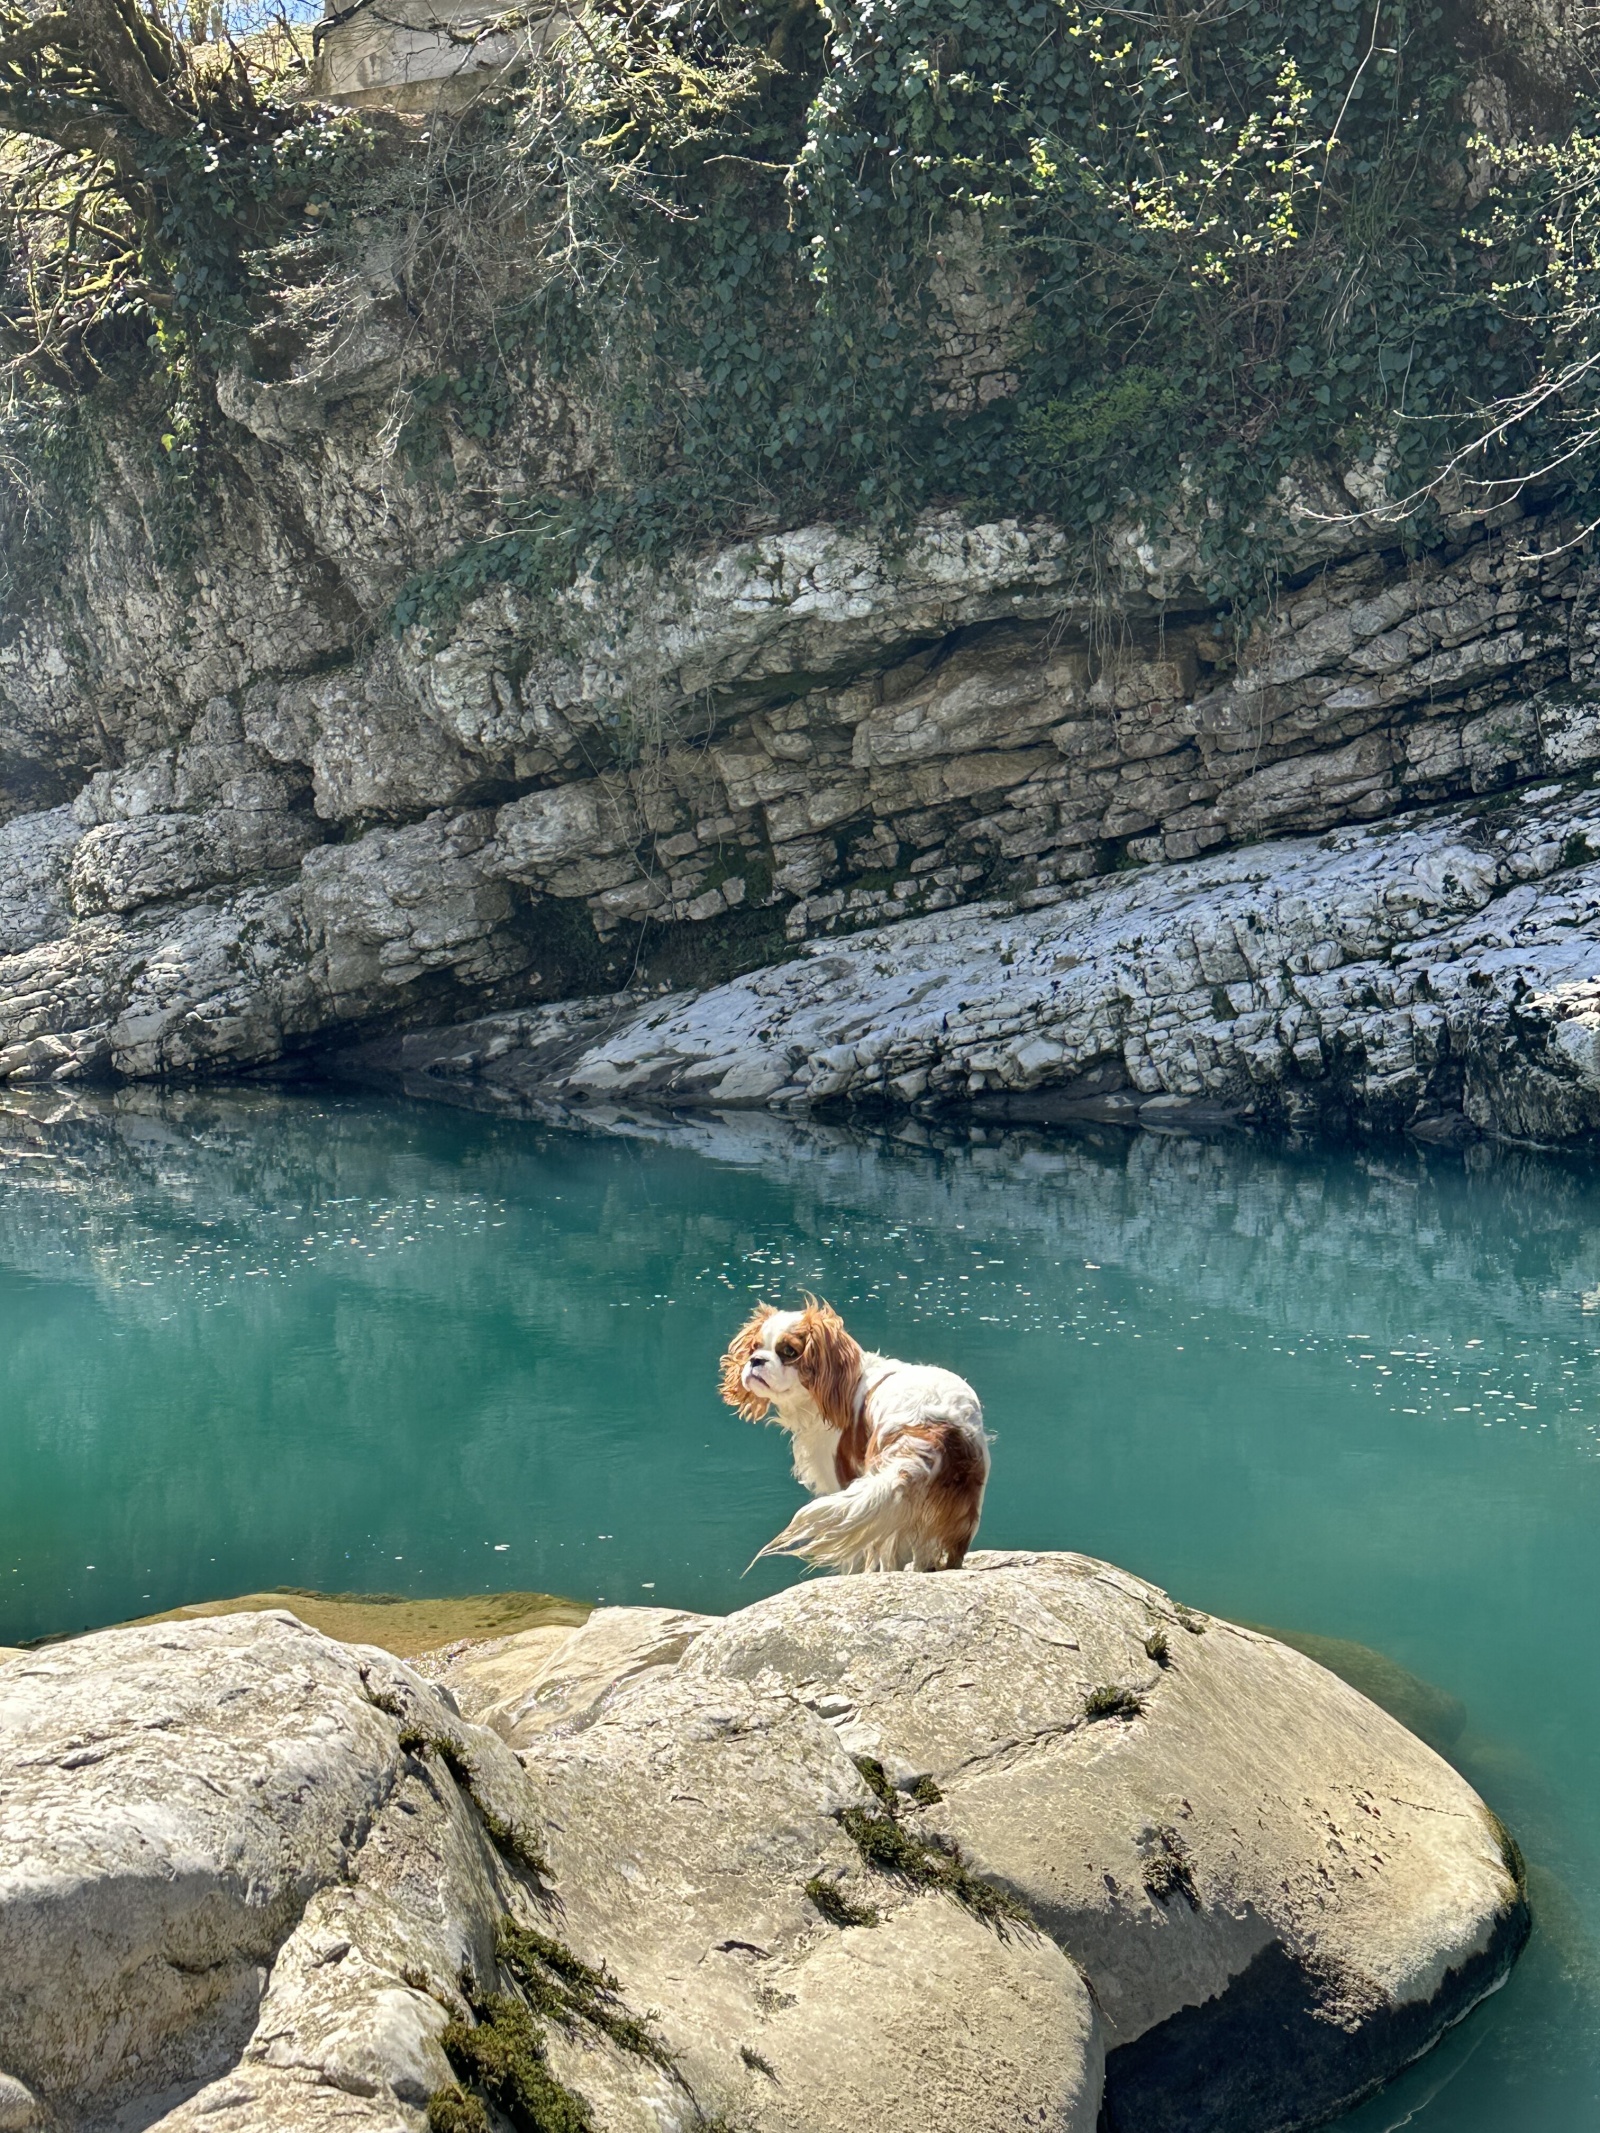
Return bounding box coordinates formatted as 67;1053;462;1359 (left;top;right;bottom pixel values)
749;1460;928;1574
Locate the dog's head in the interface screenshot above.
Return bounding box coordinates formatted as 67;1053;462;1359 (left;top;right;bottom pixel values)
719;1296;863;1432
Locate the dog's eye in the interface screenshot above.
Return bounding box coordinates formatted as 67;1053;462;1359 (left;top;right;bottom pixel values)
775;1339;800;1361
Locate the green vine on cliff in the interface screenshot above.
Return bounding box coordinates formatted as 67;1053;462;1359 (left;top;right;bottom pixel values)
378;0;1600;639
8;0;1600;638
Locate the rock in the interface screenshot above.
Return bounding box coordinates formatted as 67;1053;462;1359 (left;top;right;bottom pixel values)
310;0;529;112
444;1605;716;1742
0;1593;1115;2133
66;710;321;919
7;0;1600;1129
495;1554;1525;2133
365;778;1600;1141
300;809;533;1012
694;1556;1526;2130
0;884;318;1084
0;808;80;958
244;660;492;826
0;2073;42;2132
516;1666;1102;2133
0;1609;548;2130
0;1569;1531;2133
1257;1626;1469;1759
16;469;1600;1136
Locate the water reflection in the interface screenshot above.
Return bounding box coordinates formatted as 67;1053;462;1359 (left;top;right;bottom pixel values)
2;1086;1598;2131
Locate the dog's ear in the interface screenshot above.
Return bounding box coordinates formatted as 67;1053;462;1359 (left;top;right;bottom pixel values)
720;1306;774;1419
796;1296;864;1434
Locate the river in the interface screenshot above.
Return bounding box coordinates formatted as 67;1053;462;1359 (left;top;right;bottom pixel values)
1;1087;1596;2130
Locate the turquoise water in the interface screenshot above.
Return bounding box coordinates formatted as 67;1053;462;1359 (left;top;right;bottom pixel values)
2;1089;1598;2129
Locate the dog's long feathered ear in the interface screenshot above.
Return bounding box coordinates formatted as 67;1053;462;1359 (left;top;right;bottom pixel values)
797;1295;864;1434
720;1305;774;1420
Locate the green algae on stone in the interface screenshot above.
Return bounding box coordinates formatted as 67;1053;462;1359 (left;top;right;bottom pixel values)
804;1873;880;1929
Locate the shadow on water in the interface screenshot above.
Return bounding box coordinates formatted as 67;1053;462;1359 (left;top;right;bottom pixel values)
3;1083;1600;2129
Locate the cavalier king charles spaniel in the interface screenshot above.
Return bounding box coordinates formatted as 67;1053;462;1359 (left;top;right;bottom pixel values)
720;1296;989;1573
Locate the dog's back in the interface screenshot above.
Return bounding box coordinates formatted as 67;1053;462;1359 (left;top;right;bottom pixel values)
778;1356;989;1573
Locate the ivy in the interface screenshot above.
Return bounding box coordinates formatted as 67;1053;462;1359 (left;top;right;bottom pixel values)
373;0;1600;636
12;0;1600;641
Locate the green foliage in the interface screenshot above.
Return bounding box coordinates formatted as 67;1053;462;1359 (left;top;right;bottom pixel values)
496;1920;672;2063
373;0;1600;637
442;1993;593;2133
838;1801;1033;1927
1082;1684;1145;1721
397;1727;551;1875
427;2085;492;2133
851;1754;898;1807
143;105;382;361
20;0;1600;637
1141;1825;1199;1910
1023;370;1190;475
1484;1806;1529;1901
804;1873;881;1927
432;1917;669;2132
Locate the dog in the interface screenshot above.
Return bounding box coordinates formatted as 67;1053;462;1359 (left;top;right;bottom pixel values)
720;1296;989;1573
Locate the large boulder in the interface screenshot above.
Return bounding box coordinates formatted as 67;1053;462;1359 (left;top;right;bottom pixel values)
452;1552;1527;2133
0;1612;529;2133
0;1563;1525;2133
0;1597;1108;2133
0;1611;669;2133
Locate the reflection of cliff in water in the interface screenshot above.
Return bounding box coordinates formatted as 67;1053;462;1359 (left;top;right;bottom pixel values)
11;1087;1600;1368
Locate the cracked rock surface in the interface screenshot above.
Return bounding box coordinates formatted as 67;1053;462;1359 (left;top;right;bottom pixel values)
0;1610;670;2133
0;1594;1107;2133
0;1556;1523;2132
11;494;1600;1138
448;1553;1526;2133
351;779;1600;1140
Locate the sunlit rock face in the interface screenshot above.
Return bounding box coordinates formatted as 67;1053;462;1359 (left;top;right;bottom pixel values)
0;1560;1525;2133
11;483;1600;1141
458;1552;1526;2133
5;0;1600;1135
345;778;1600;1143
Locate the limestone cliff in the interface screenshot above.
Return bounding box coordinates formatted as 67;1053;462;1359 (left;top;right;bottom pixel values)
6;0;1600;1138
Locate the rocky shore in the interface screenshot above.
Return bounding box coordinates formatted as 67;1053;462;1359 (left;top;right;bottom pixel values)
343;777;1600;1141
0;1554;1528;2132
7;499;1600;1144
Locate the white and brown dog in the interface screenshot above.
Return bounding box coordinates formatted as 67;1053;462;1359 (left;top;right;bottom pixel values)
721;1296;989;1573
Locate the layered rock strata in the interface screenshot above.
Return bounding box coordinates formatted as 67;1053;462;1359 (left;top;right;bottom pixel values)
8;499;1600;1138
0;1559;1526;2133
346;778;1600;1140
